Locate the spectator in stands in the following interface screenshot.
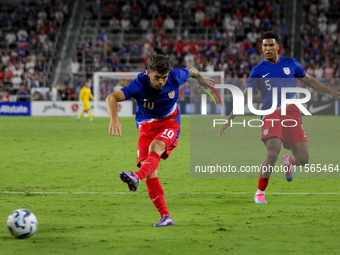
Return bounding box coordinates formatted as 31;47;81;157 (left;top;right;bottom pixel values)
2;52;10;66
85;66;93;79
32;90;43;100
130;16;140;33
74;74;82;95
67;84;77;101
27;76;40;90
17;84;28;96
148;2;159;16
84;50;94;66
54;7;65;27
3;65;13;86
314;64;324;79
17;27;28;40
70;58;80;75
43;38;54;55
75;43;84;62
57;82;68;101
121;2;132;13
80;75;87;88
109;16;120;33
46;87;55;101
0;66;3;82
324;63;335;79
195;9;205;29
85;37;92;49
121;16;131;31
25;57;36;74
163;15;175;33
63;73;72;88
1;90;9;101
140;16;150;32
6;31;16;49
35;60;45;74
100;82;108;100
155;15;164;30
184;52;195;67
98;29;107;47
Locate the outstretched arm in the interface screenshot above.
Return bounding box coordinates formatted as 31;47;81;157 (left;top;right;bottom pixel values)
220;89;248;136
301;73;340;98
106;90;126;136
186;66;215;87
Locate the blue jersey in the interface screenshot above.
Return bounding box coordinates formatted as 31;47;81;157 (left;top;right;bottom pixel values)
121;68;190;128
246;56;306;110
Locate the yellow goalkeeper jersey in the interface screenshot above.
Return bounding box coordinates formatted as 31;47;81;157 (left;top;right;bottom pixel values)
79;87;94;103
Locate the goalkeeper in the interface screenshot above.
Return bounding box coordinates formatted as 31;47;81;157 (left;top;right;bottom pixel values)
76;82;95;122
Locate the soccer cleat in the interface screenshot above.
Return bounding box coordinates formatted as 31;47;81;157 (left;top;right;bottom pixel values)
90;119;96;122
76;118;81;121
154;215;175;227
283;153;294;182
254;194;267;204
120;171;139;192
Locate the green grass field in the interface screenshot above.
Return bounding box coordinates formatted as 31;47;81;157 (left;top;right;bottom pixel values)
0;116;340;255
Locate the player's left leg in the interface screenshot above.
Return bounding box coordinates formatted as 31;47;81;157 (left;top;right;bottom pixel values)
144;167;174;227
254;137;282;204
87;109;95;122
133;139;166;180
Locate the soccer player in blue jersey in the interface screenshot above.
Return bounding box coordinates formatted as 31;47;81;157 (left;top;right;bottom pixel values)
106;54;214;226
220;31;340;204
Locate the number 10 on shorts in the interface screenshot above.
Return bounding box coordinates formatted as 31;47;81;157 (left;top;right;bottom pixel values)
161;129;175;140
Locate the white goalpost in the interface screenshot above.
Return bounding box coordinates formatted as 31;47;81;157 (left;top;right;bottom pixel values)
93;71;225;117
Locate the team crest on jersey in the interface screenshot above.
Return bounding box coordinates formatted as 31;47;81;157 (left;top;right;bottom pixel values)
168;90;175;99
263;129;268;135
283;67;290;75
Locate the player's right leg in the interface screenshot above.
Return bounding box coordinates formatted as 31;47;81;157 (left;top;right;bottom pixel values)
76;109;84;121
119;130;156;192
282;153;293;182
281;105;309;181
254;137;281;204
283;141;309;181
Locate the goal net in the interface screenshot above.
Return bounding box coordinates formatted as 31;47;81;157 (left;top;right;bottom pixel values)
93;71;225;117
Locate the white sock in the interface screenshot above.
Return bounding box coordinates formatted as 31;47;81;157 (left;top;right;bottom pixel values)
255;189;265;195
285;155;291;166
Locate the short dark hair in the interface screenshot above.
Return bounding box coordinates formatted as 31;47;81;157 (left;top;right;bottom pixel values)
261;31;281;45
147;54;172;74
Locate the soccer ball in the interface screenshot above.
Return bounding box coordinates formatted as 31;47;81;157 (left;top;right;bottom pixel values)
7;209;38;239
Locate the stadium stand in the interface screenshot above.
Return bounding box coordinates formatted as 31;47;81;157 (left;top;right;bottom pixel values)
2;0;338;102
0;0;71;101
300;0;340;101
61;0;287;100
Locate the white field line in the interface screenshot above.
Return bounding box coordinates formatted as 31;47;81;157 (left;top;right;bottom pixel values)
2;191;340;195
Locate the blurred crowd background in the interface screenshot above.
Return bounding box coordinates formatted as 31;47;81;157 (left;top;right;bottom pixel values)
0;0;339;103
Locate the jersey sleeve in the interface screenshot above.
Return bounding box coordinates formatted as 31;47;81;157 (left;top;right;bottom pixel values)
89;90;94;100
79;88;84;100
245;68;259;90
121;80;142;100
292;58;306;78
171;68;190;86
